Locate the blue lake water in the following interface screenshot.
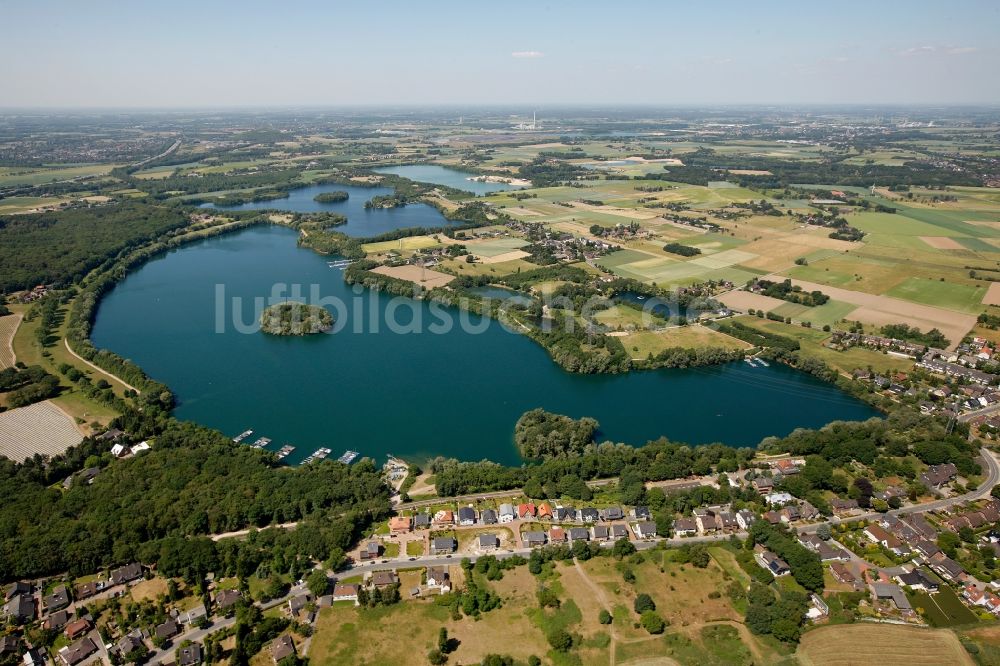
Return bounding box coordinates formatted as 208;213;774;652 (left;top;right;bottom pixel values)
374;164;523;195
91;225;880;467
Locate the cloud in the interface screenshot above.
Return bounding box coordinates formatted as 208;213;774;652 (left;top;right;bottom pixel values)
947;46;979;55
897;45;978;57
898;45;936;56
511;51;544;59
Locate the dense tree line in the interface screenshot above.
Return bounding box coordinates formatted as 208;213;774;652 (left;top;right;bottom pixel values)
751;279;829;307
714;320;800;352
514;409;598;460
0;202;189;292
662;242;701;257
748;521;823;593
0;419;391;580
880;323;950;348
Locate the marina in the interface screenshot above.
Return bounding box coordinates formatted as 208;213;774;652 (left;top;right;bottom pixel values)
302;447;333;464
276;445;296;460
337;450;359;465
232;429;253;444
251;437;271;449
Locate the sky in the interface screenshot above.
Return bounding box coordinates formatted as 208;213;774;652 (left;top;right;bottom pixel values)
2;0;999;108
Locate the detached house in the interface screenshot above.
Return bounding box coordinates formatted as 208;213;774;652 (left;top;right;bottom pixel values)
498;504;515;524
458;507;477;526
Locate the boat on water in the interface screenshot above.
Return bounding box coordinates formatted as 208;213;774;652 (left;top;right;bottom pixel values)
743;358;756;366
276;445;296;460
232;429;253;443
251;437;271;449
756;358;770;367
337;450;359;464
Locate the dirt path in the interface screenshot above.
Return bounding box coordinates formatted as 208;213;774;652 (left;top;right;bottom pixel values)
0;313;21;369
64;338;142;394
573;559;622;665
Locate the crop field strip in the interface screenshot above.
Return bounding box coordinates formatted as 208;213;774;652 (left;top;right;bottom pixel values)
0;400;83;462
0;313;20;368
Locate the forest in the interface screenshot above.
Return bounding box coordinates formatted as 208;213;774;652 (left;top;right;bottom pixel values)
0;419;391;580
0;202;189;292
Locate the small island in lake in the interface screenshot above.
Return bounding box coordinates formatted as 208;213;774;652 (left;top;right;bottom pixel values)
313;191;349;203
260;302;334;336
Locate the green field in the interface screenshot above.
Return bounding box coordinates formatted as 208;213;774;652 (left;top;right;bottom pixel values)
908;588;979;628
0;163;121;186
467;237;529;257
886;277;986;313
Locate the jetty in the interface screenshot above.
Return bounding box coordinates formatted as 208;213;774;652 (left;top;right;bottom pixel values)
276;445;296;460
327;259;353;269
337;450;359;465
251;437;271;449
303;447;332;464
756;358;770;367
233;429;253;444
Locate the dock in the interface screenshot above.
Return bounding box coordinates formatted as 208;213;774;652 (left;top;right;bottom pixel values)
337;450;359;465
303;447;332;464
327;259;353;269
251;437;271;449
232;429;253;444
756;358;770;367
276;445;296;460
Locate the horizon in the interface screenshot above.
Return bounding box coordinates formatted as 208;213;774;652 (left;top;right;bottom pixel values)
3;0;999;108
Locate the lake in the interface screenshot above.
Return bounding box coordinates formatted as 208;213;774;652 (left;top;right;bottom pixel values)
91;225;879;467
200;182;452;237
373;164;523;195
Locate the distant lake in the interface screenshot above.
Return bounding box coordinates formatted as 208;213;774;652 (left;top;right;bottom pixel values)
200;182;452;237
91;225;880;467
374;164;523;195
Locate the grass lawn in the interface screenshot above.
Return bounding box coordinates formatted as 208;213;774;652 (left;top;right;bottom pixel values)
885;277;987;314
382;542;400;558
362;236;442;254
796;623;974;666
620;325;750;359
908;587;979;628
406;541;424;557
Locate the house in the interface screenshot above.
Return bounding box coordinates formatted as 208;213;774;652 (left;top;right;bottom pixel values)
433;510;454;525
799;501;820;521
568;527;590;542
518;503;536;520
0;636;19;658
765;492;795;506
332;583;360;603
921;463;958;489
905;514;938;540
75;581;100;600
111;443;129;458
754;547;790;577
389;516;412;533
537;503;553;520
763;511;782;525
63;467;100;490
432;537;456;555
554;507;576;522
914;540;942;560
830;498;859;515
64;619;91;640
752;477;774;494
580;508;599;523
371;571;398;588
215;589;241;611
287;594;312;616
58;637;97;666
44;585;70;612
601;507;624;522
271;634;296;664
896;570;938;592
717;511;739;531
871;583;912;614
634;521;657;539
155;620;181;641
673;517;697;537
23;648;45;666
863;525;907;555
359;541;381;561
178;605;208;626
480;509;498;525
110;563;144;586
774;459;800;475
458;507;477;526
549;527;567;543
831;562;856;585
611;524;629;540
5;594;34;624
694;509;718;533
633;506;651;521
178;643;202;666
426;567;450;591
498;504;515;524
778;505;800;524
413;513;432;529
736;509;755;530
116;634;144;658
592;525;611;541
816;542;850;562
930;553;966;582
524;531;547;547
478;534;499;551
5;582;30;601
45;610;71;630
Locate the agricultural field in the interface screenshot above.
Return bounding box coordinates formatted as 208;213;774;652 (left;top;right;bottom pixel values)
796;623;973;666
0;400;84;462
619;325;751;358
0;163;122;186
0;312;20;368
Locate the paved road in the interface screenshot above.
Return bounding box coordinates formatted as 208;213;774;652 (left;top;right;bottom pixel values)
959;404;1000;424
799;446;999;535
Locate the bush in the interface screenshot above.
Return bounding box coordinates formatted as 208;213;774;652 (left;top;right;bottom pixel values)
640;610;666;634
598;609;612;624
634;593;656;614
